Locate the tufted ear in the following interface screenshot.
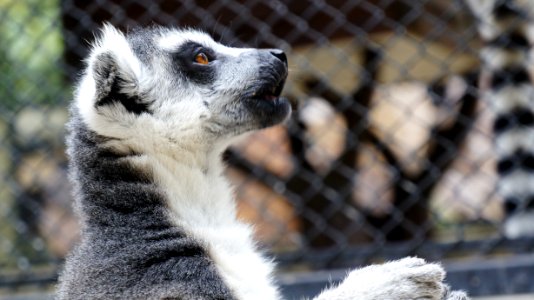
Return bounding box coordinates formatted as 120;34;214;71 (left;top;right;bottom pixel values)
86;24;150;115
91;52;121;103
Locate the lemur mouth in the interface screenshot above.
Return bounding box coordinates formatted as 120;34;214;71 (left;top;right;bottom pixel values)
252;78;287;102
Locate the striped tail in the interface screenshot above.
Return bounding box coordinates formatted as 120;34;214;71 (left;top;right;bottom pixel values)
465;0;534;238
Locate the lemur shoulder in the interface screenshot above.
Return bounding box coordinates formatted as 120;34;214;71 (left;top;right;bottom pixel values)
57;24;469;300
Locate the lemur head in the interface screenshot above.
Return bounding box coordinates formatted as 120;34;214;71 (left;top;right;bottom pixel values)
75;24;290;155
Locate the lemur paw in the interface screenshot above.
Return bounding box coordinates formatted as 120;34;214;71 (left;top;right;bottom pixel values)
313;257;469;300
442;285;470;300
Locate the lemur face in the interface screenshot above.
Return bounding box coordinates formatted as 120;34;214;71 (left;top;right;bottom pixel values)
75;25;290;153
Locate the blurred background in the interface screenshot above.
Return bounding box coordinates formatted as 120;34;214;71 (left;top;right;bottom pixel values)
0;0;533;299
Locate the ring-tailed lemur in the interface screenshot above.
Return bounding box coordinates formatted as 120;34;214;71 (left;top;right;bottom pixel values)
57;24;468;300
465;0;534;238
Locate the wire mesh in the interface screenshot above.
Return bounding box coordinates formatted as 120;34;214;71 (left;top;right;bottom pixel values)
1;0;533;297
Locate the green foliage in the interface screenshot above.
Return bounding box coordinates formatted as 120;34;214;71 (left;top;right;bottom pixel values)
0;0;68;110
0;0;68;268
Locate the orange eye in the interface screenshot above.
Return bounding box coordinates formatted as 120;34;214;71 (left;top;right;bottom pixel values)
195;52;209;65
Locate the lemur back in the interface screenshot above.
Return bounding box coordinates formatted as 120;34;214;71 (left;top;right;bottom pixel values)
465;0;534;237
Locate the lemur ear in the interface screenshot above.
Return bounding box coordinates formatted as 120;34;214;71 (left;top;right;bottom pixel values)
91;52;121;102
87;24;149;114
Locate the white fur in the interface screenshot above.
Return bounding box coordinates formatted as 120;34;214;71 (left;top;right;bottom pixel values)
78;25;147;136
158;29;249;58
495;128;534;157
504;211;534;238
488;84;534;114
527;23;534;42
480;47;531;70
464;0;500;40
499;170;534;196
314;257;447;300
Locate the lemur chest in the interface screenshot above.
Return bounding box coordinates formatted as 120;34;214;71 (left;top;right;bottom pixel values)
164;184;280;299
192;224;280;300
145;156;280;299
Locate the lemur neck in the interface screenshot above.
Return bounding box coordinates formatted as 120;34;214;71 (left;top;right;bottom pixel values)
69;113;237;232
143;149;239;228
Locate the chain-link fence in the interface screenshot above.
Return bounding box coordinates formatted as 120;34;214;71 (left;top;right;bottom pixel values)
1;0;534;298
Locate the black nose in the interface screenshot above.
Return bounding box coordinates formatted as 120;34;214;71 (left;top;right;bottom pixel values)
270;49;287;66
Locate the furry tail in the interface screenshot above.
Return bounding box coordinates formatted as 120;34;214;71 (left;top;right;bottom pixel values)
465;0;534;238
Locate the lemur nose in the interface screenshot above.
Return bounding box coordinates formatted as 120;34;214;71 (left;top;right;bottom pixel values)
270;49;287;66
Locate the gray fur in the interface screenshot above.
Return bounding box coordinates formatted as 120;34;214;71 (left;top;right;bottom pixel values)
58;112;237;299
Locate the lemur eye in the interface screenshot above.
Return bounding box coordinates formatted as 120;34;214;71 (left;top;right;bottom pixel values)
194;52;209;65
